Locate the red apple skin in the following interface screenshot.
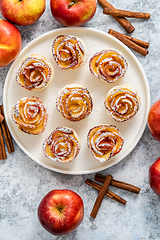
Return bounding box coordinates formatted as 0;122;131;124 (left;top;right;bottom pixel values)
149;157;160;196
0;0;45;26
38;189;84;235
50;0;97;27
148;100;160;141
0;19;22;68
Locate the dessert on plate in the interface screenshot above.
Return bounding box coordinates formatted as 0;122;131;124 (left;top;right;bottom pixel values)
87;124;124;162
104;85;140;122
16;54;54;91
89;49;128;83
56;84;93;121
43;127;80;163
11;96;48;135
52;35;88;70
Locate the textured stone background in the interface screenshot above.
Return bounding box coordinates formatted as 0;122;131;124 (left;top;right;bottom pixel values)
1;0;160;239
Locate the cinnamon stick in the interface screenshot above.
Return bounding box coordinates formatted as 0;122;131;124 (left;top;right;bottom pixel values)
90;174;113;218
98;0;135;33
0;105;14;153
0;124;7;160
94;174;140;194
103;8;150;19
85;179;127;205
117;32;150;48
108;29;148;56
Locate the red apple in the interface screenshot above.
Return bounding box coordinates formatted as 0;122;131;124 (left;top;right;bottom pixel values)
0;0;45;26
0;19;22;68
50;0;97;27
149;157;160;196
148;100;160;141
38;189;84;235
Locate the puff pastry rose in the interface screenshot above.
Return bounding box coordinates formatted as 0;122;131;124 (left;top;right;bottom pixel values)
87;125;124;162
11;96;48;135
56;84;93;121
43;127;80;162
16;54;54;91
89;49;128;83
52;35;88;70
104;85;140;122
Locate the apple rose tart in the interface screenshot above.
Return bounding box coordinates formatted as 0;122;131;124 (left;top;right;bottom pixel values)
89;49;128;83
16;54;54;91
11;96;48;135
104;85;140;122
43;127;80;163
87;125;124;162
56;84;93;121
52;35;88;70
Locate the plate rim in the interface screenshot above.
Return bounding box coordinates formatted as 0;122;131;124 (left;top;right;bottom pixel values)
3;27;150;175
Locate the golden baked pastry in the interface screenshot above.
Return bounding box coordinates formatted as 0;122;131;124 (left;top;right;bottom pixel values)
52;35;88;70
16;54;54;91
56;84;93;121
11;96;48;135
87;124;124;162
43;127;80;162
89;49;128;83
104;85;140;122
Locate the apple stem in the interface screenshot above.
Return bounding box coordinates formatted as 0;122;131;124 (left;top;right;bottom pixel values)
59;208;63;213
68;1;75;8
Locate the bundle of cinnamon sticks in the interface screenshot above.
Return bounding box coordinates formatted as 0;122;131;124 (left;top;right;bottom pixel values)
98;0;150;56
85;173;140;218
0;105;14;160
108;29;149;56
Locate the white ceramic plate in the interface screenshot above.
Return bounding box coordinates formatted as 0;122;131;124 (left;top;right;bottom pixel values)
3;27;150;175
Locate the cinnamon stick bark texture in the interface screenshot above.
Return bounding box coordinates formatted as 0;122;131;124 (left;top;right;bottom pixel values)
94;174;141;194
98;0;135;33
108;29;148;56
85;178;127;205
0;114;4;123
103;8;150;19
90;174;113;218
0;105;14;153
0;124;7;160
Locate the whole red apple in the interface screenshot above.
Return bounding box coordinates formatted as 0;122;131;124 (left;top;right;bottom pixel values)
148;100;160;141
38;189;84;235
0;0;45;26
0;19;22;68
50;0;97;27
149;157;160;196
